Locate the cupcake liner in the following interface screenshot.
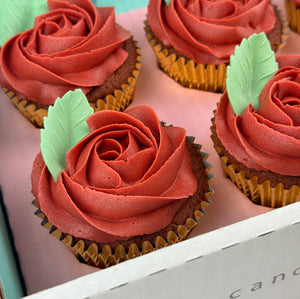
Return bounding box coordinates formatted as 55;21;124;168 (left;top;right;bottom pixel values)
33;140;214;269
211;116;300;208
1;43;141;128
144;11;288;93
144;21;226;93
2;87;47;128
277;6;290;49
285;0;300;34
91;43;142;113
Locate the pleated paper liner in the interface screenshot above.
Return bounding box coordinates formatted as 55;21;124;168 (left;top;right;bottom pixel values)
1;87;47;128
144;20;226;93
285;0;300;34
33;141;214;269
1;44;141;128
211;116;300;208
144;9;288;93
91;44;142;113
276;7;290;49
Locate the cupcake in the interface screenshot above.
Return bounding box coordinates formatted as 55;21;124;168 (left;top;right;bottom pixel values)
285;0;300;34
31;89;213;268
0;0;141;128
145;0;287;93
211;32;300;208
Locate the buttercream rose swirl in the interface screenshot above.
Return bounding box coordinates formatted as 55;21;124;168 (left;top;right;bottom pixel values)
148;0;276;64
217;55;300;176
0;0;131;105
32;106;197;242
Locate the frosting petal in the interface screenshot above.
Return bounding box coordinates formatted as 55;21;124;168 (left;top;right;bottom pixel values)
148;0;276;64
0;1;131;105
216;55;300;176
32;106;198;242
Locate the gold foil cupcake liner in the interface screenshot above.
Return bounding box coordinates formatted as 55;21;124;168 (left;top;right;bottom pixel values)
144;11;288;94
1;43;141;128
211;117;300;208
144;21;226;93
277;6;290;49
91;44;142;113
218;155;300;208
2;87;47;128
285;0;300;34
33;141;214;269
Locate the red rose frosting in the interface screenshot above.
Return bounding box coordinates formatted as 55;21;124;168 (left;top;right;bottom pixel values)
147;0;276;65
216;54;300;176
0;0;131;105
32;106;197;243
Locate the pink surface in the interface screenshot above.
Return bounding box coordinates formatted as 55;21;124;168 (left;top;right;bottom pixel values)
0;3;299;295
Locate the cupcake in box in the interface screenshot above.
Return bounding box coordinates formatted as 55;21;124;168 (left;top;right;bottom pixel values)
31;89;213;268
285;0;300;34
145;0;287;93
0;0;141;128
211;32;300;208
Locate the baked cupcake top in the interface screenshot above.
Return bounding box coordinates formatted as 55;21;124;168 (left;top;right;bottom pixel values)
0;0;132;105
215;33;300;176
147;0;277;65
31;89;198;243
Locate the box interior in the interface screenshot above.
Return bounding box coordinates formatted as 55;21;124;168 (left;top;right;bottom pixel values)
0;0;299;297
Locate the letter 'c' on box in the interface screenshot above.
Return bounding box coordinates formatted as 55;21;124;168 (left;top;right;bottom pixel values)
229;289;241;298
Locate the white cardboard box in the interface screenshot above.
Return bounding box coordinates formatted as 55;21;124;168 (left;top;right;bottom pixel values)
26;201;300;299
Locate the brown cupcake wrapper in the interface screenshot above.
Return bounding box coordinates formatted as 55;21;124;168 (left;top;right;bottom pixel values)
1;43;142;128
33;140;214;269
144;10;288;93
210;116;300;208
285;0;300;34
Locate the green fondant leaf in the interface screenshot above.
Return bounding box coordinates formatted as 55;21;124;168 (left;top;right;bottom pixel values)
164;0;172;6
226;32;278;116
41;89;94;182
0;0;49;47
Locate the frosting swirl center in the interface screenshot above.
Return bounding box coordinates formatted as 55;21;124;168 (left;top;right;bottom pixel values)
216;55;300;176
32;106;198;243
147;0;276;65
0;0;131;105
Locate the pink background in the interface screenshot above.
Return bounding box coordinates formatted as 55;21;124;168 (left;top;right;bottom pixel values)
0;2;299;295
